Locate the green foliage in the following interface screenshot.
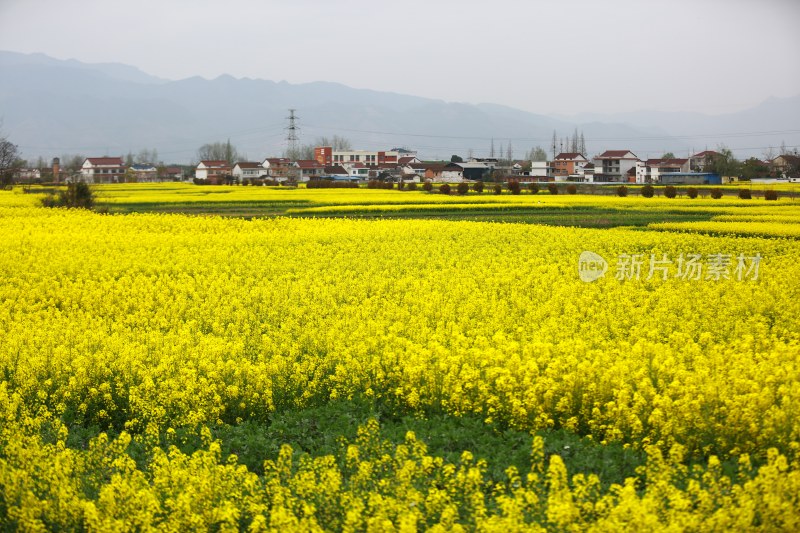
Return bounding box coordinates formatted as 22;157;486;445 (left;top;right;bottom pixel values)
616;185;628;197
547;183;558;195
423;181;433;192
450;155;463;163
705;146;741;179
740;158;770;181
472;180;484;193
738;188;752;200
664;185;677;199
566;184;577;195
641;185;655;198
306;180;358;189
40;182;95;209
507;179;521;195
764;190;778;201
686;187;698;199
528;183;540;194
456;182;469;195
439;183;451;195
711;188;723;199
493;184;502;195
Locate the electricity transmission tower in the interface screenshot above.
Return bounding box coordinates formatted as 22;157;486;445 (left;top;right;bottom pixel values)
285;109;300;158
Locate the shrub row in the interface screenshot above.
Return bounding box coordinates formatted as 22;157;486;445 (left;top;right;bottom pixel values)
306;180;359;189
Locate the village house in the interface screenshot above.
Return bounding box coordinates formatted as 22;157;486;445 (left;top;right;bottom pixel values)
771;154;800;179
635;158;691;183
195;160;231;182
689;150;720;172
592;150;640;182
163;166;185;181
552;153;589;179
293;160;326;181
261;158;294;181
81;157;126;183
323;165;351;179
232;162;267;182
128;163;158;182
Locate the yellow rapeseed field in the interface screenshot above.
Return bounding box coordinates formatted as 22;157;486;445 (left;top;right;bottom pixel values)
1;186;799;530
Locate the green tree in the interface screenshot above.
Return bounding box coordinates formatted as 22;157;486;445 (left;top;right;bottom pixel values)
451;154;463;163
705;146;741;180
740;158;769;181
662;152;676;159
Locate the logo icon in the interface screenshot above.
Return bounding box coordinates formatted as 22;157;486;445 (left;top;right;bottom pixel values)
579;251;608;282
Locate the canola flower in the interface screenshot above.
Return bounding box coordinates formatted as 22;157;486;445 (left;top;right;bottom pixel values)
1;191;799;529
650;220;800;238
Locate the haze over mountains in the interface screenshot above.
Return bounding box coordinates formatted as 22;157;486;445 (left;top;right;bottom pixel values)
1;51;798;164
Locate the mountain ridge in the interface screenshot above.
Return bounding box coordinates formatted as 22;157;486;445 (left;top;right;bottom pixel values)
1;50;797;163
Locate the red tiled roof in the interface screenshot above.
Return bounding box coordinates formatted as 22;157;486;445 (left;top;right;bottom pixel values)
398;156;417;165
235;162;262;169
646;158;688;167
266;158;291;165
295;160;324;169
691;150;719;158
554;152;585;160
86;157;124;166
324;165;348;174
775;154;800;164
597;150;637;159
200;160;229;168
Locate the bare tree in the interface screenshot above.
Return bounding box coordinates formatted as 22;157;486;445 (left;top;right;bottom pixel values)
506;142;513;163
315;135;352;151
529;146;547;161
198;140;239;165
136;148;159;165
0;133;21;185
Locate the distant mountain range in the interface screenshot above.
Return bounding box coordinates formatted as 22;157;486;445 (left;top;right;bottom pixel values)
1;50;798;164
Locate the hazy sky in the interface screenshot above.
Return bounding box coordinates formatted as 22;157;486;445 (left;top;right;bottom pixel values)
1;0;799;116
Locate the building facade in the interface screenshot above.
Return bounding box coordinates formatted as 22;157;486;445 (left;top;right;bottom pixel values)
81;157;126;183
592;150;640;182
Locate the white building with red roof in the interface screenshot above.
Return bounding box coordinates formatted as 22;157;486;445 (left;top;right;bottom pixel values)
293;160;326;182
592;150;641;182
636;158;691;183
80;157;126;183
232;162;267;182
195;160;231;182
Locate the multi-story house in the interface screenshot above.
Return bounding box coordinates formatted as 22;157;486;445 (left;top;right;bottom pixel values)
195;160;231;182
261;158;294;181
689;150;720;171
592;150;640;182
552;153;588;179
293;160;326;181
314;147;401;167
128;163;158;182
635;158;691;183
232;162;267;182
81;157;126;183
